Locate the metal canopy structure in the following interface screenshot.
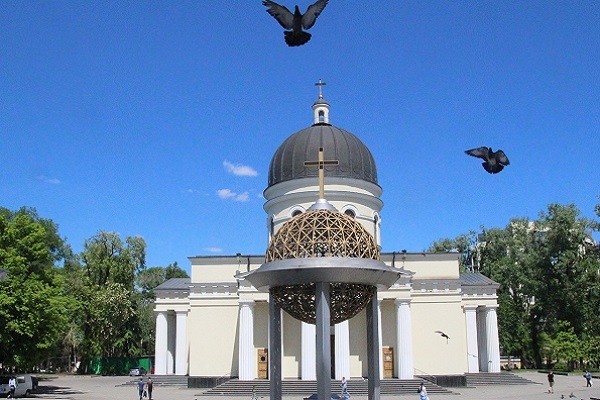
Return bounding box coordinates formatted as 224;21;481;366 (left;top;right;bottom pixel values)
239;206;407;400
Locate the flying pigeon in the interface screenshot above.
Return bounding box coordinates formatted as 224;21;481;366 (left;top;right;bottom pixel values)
435;330;450;343
465;146;510;174
262;0;329;47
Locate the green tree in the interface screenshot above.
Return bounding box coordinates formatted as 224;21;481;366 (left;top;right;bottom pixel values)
0;207;72;368
426;231;478;271
551;321;583;370
429;202;600;368
136;262;188;300
75;232;147;364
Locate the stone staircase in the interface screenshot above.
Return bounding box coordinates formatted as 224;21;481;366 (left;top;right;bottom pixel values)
197;378;455;397
465;372;539;386
122;374;188;387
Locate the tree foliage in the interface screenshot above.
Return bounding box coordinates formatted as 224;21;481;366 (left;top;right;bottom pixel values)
72;232;148;362
0;206;188;371
430;202;600;368
0;207;72;368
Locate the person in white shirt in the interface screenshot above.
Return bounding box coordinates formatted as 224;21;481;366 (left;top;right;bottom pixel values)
8;376;17;398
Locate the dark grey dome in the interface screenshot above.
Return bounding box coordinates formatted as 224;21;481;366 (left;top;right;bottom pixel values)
268;124;378;187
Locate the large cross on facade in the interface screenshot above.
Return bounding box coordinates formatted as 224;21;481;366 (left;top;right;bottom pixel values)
304;147;339;199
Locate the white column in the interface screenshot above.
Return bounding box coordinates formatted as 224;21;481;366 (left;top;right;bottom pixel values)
166;313;175;374
154;311;168;375
335;320;350;380
477;306;488;372
238;300;255;380
377;299;384;379
463;305;479;373
485;305;501;373
395;299;414;379
301;322;316;380
175;310;188;375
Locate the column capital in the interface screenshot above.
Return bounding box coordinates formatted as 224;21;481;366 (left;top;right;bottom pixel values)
174;309;188;315
239;299;256;307
463;304;479;311
394;298;412;306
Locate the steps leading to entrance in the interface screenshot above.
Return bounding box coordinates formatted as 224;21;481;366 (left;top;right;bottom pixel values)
197;378;456;397
122;375;188;386
465;372;539;386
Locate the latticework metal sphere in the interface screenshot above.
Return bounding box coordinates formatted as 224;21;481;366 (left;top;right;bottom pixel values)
266;209;380;261
266;209;380;324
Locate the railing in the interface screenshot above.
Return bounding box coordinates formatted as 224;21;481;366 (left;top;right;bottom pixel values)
414;368;437;384
215;373;232;387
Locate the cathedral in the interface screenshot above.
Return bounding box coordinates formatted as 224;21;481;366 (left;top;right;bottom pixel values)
153;85;501;385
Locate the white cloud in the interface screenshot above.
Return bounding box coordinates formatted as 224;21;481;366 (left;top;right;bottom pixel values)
217;189;250;202
36;175;61;184
235;192;249;202
217;189;236;199
223;160;258;177
204;247;223;253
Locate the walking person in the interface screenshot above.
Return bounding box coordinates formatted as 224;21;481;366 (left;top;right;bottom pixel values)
341;376;351;399
146;376;153;399
7;376;17;399
418;382;429;400
585;371;593;387
136;378;145;400
547;371;555;394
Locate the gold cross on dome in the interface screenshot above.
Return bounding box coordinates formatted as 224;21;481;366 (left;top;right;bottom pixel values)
304;147;339;199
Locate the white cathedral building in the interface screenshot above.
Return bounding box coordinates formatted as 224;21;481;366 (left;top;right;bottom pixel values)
153;87;501;384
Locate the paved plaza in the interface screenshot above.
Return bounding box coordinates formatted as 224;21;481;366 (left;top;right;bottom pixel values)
29;372;599;400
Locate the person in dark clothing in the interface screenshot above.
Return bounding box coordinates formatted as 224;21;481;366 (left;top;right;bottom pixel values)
547;371;555;393
146;377;154;399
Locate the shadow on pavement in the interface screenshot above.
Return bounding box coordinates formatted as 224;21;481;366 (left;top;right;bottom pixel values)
31;384;86;397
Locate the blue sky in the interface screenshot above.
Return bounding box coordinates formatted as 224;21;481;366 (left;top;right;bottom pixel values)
2;1;599;274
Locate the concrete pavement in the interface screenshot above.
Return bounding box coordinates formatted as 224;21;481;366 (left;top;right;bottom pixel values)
29;371;600;400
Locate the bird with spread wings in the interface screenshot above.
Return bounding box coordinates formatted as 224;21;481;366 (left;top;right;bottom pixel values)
262;0;329;47
465;146;510;174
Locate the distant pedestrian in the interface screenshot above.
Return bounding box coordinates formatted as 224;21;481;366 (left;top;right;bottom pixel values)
137;378;145;400
585;371;592;387
418;382;429;400
341;376;350;398
7;376;16;398
547;371;555;393
146;376;154;399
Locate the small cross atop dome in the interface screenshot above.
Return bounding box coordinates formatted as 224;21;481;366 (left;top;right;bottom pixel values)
312;79;330;125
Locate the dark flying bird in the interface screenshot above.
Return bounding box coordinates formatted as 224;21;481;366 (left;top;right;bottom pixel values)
465;146;510;174
434;330;450;343
262;0;329;47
